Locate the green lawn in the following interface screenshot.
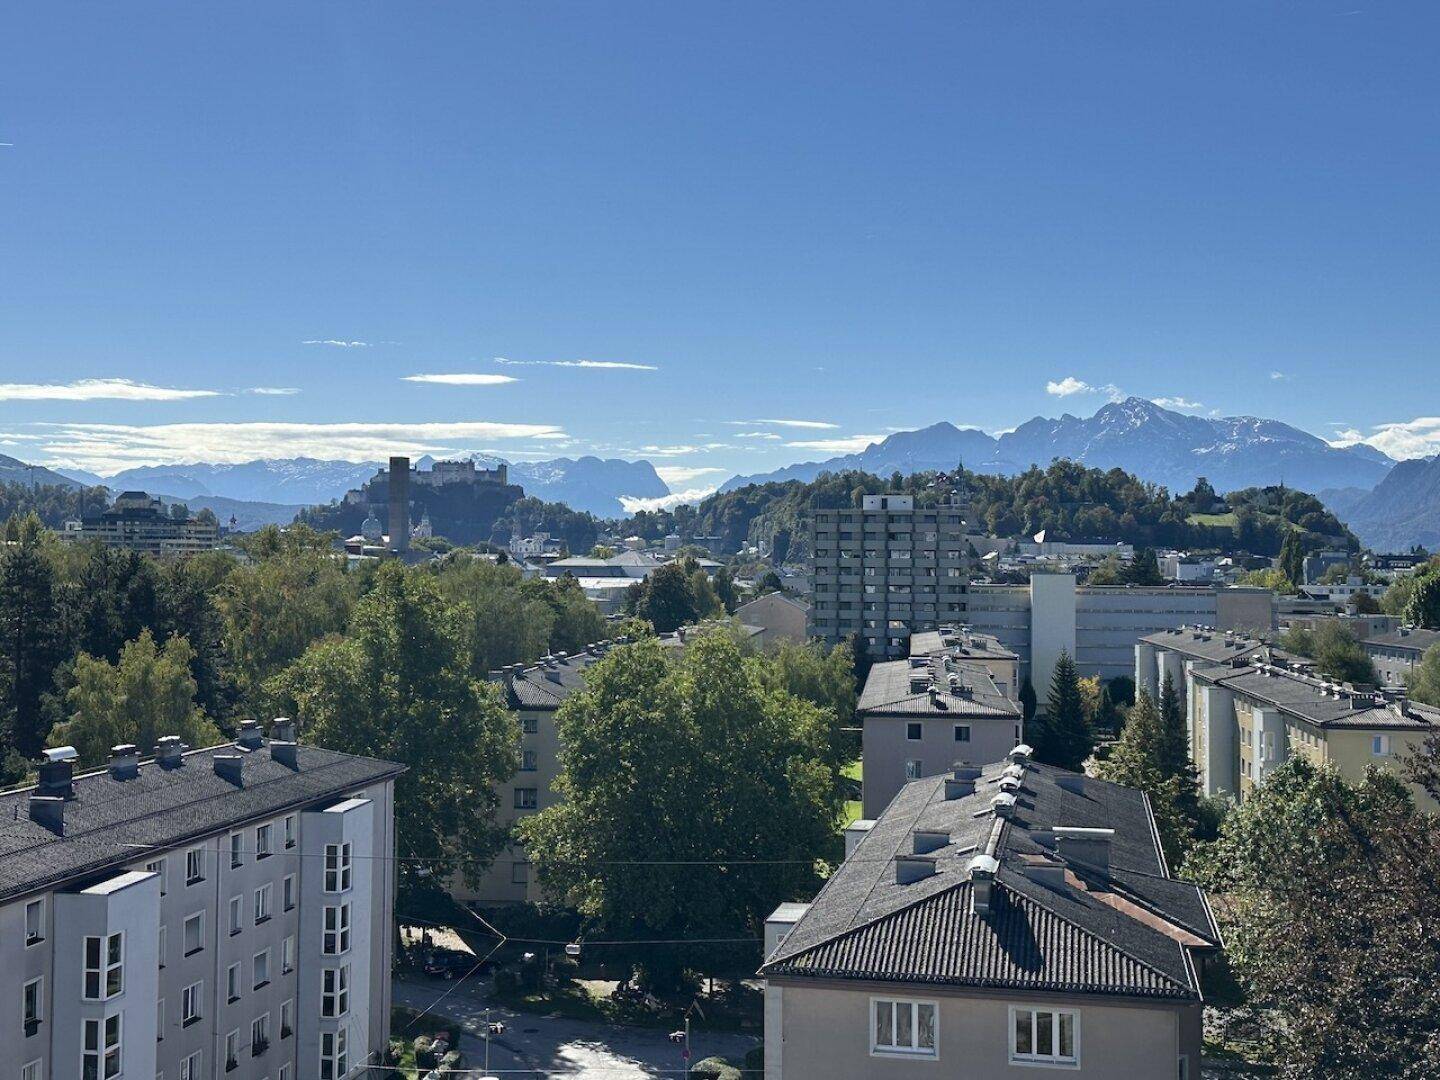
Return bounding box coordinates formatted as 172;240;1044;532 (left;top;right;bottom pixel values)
1188;512;1238;527
841;758;863;825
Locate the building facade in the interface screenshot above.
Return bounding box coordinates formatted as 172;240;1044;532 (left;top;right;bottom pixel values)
733;592;811;648
809;494;970;660
67;491;219;556
0;723;401;1080
762;748;1220;1080
1362;627;1440;689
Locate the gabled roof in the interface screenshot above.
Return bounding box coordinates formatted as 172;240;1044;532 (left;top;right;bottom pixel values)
1140;626;1266;664
761;759;1218;1001
1193;663;1434;730
858;659;1021;719
1364;628;1440;655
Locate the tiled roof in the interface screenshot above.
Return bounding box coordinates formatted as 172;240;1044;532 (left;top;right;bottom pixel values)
0;742;403;904
858;658;1021;719
761;759;1218;1000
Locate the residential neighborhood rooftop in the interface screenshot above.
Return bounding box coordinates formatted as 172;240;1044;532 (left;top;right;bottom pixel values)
858;656;1021;718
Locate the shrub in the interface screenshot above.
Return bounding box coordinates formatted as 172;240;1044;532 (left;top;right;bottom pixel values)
691;1058;743;1080
743;1045;764;1075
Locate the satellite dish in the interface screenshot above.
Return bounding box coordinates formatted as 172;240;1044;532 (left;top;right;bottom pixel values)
1033;530;1046;544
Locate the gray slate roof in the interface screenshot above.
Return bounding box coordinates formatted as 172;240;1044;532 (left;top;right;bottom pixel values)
909;629;1018;662
762;759;1218;1000
1140;626;1266;664
0;742;404;904
1364;628;1440;656
858;658;1021;719
1193;664;1436;730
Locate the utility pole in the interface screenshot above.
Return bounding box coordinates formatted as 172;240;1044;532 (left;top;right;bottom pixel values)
481;1008;505;1080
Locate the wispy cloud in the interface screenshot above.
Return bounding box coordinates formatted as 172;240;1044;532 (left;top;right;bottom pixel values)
30;420;566;474
654;465;727;487
786;434;883;454
619;487;718;513
734;431;782;440
494;357;658;371
726;418;840;430
246;387;300;396
630;443;730;457
403;373;518;386
302;339;370;348
1269;371;1288;381
0;378;219;402
1329;417;1440;460
1046;377;1092;397
1151;396;1204;411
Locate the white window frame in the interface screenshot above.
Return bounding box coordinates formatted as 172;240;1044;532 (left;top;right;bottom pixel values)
282;934;296;973
1372;734;1392;756
321;964;350;1018
157;924;167;968
1009;1004;1080;1068
24;897;44;945
280;998;293;1038
905;759;923;781
82;1014;123;1080
322;903;351;955
227;961;241;1002
181;1050;202;1080
157;997;164;1041
870;996;938;1058
954;724;971;743
22;1060;42;1080
256;822;274;858
83;931;125;1001
283;873;297;910
279;1064;291;1080
23;974;43;1025
323;842;352;892
514;787;538;810
906;722;924;741
229;895;244;935
255;882;273;923
185;845;206;885
184;910;205;954
284;814;297;849
320;1029;348;1080
146;856;167;895
230;831;245;868
254;948;271;989
182;981;203;1024
225;1028;241;1069
252;1011;271;1052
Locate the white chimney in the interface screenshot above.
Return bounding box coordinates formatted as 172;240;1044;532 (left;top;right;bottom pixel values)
969;853;1000;914
1053;826;1114;873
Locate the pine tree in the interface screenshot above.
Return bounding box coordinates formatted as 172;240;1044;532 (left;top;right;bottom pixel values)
1279;530;1307;590
0;516;63;757
1036;651;1093;771
1157;671;1189;778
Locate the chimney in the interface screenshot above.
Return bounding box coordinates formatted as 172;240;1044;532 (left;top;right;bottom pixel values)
388;455;410;554
1054;826;1114;873
991;791;1017;819
894;854;938;885
108;743;140;780
237;719;263;751
37;746;78;797
29;794;66;831
156;735;185;768
968;853;999;914
953;764;982;781
214;754;244;785
912;829;950;854
270;718;297;744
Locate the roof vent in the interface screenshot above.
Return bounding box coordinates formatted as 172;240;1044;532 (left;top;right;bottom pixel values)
991;791;1017;819
1002;762;1025;781
1055;773;1085;794
968;853;1000;914
1008;743;1033;763
213;754;244;785
1021;856;1067;890
108;744;140;781
37;746;78;797
912;829;950;855
998;775;1022;795
952;764;982;781
895;854;938;885
236;719;263;751
156;735;185;768
29;794;66;832
944;777;976;800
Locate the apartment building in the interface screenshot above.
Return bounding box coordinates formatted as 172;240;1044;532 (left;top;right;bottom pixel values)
0;722;401;1080
966;572;1275;696
762;747;1220;1080
908;627;1020;700
809;494;970;660
1180;650;1437;805
733;592;811;648
1135;626;1278;717
64;491;219;556
1362;626;1440;688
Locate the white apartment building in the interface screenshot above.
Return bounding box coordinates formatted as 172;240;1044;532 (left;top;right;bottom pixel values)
0;722;401;1080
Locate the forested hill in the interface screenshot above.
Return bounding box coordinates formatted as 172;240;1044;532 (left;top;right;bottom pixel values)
614;461;1357;561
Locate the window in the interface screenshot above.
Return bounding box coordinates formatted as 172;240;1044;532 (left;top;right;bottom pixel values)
321;965;350;1018
229;896;243;935
520;749;538;772
183;911;204;954
227;962;241;1002
22;1061;41;1080
25;897;44;944
230;832;244;869
252;1013;271;1054
1011;1005;1079;1066
511;861;530;885
225;1029;241;1071
83;1015;122;1080
253;949;270;989
84;932;124;1000
280;999;293;1039
158;925;167;968
522;715;539;734
256;823;274;858
23;975;42;1032
320;1029;348;1080
1179;1055;1189;1080
906;722;923;741
954;724;971;743
181;1051;202;1080
255;883;273;923
905;759;923;781
282;934;296;973
186;846;206;885
1373;734;1392;756
323;842;352;892
182;981;203;1025
514;787;538;810
871;998;936;1057
323;904;351;955
157;997;164;1040
283;874;296;911
279;1065;291;1080
283;814;297;849
146;857;167;895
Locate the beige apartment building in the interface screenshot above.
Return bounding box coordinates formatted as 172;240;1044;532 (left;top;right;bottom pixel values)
809;494;969;659
762;747;1220;1080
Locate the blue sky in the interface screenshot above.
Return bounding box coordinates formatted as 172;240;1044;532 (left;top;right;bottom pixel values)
3;2;1438;502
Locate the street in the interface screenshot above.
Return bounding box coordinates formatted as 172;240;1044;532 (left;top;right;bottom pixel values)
394;975;760;1078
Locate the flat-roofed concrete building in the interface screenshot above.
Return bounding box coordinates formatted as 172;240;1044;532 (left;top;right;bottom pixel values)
809;494;969;660
0;724;402;1080
762;748;1220;1080
858;652;1023;818
66;491;219;556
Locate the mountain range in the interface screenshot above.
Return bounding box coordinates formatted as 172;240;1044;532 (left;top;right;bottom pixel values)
53;453;669;519
722;397;1395;497
1326;455;1440;553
